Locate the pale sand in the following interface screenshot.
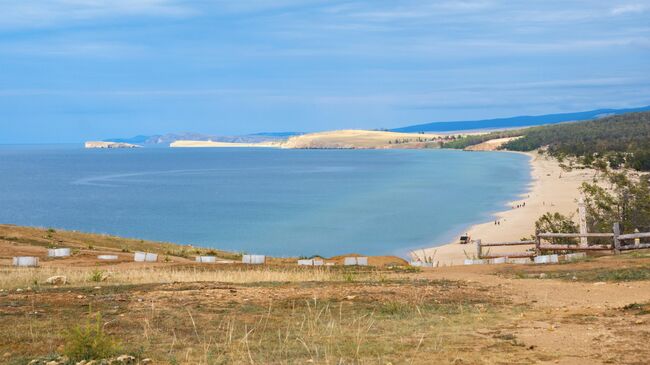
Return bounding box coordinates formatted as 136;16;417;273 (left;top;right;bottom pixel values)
169;130;482;150
464;136;521;151
281;130;444;149
414;151;601;265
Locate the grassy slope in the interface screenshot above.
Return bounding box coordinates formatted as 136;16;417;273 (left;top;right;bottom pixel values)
0;224;240;260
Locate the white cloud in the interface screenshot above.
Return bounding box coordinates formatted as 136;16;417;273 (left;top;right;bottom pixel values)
611;3;649;15
0;0;195;29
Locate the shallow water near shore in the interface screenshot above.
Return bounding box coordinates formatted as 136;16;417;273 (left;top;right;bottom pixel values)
0;145;529;257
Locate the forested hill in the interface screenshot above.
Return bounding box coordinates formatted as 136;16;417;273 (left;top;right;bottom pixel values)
391;105;650;133
445;111;650;171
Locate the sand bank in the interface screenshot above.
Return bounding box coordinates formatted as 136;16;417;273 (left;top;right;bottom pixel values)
414;151;600;266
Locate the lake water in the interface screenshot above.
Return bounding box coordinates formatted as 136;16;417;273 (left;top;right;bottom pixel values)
0;146;530;257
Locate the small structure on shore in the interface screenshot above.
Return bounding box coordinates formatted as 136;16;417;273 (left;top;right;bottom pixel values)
47;248;71;258
243;255;265;264
196;256;217;263
134;252;158;262
13;257;39;267
97;255;119;261
344;257;368;266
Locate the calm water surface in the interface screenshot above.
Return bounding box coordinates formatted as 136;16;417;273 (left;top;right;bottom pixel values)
0;146;530;257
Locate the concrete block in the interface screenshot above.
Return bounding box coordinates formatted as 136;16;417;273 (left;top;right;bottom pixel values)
13;257;39;267
196;256;216;263
534;254;559;264
564;252;587;261
47;248;71;257
490;257;507;264
134;252;158;262
507;258;532;264
464;259;486;265
243;255;265;264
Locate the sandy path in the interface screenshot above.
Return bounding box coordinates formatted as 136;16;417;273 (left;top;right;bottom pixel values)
416;151;600;265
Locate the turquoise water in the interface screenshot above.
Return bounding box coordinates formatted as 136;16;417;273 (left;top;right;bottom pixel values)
0;146;530;257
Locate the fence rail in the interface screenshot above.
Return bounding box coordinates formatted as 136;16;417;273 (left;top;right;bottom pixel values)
618;232;650;240
475;222;650;260
537;232;614;238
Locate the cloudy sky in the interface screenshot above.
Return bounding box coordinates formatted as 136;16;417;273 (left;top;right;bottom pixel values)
1;0;649;143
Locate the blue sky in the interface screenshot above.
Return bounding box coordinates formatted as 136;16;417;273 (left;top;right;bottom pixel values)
1;1;649;143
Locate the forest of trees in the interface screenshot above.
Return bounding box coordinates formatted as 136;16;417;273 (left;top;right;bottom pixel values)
444;111;650;171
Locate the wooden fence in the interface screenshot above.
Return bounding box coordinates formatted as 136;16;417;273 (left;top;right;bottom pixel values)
476;222;650;259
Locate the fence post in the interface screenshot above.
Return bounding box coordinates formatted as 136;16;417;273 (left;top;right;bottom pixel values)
476;239;482;259
535;230;541;255
578;198;588;247
634;228;640;249
613;222;621;254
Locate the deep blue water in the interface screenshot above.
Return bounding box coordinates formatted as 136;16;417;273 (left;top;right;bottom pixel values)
0;145;530;257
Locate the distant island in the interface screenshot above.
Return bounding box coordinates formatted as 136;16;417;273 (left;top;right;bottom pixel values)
85;141;141;149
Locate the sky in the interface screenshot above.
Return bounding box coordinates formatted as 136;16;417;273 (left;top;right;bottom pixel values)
0;1;649;143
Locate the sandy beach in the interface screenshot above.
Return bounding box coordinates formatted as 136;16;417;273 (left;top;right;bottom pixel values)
416;150;601;265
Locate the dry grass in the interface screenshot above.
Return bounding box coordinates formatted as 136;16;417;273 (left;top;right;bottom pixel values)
0;266;387;290
0;224;239;260
1;279;539;365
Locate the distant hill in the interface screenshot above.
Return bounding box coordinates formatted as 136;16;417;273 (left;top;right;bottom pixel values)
391;105;650;133
105;132;303;145
445;110;650;171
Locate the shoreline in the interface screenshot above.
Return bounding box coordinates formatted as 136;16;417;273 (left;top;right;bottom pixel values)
415;150;600;266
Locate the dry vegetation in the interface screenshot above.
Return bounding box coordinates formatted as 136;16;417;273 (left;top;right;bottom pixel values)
2;226;650;364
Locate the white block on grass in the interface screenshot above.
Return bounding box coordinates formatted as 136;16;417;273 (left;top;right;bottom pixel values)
13;257;39;267
490;257;507;264
464;259;486;265
134;252;158;262
564;253;587;261
298;259;314;266
97;255;118;261
507;258;532;264
47;248;71;257
313;260;324;266
534;254;559;264
243;255;265;264
344;257;368;266
196;256;216;263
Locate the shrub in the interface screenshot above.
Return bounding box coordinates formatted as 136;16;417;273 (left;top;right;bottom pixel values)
89;269;105;282
535;212;578;245
63;313;120;361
